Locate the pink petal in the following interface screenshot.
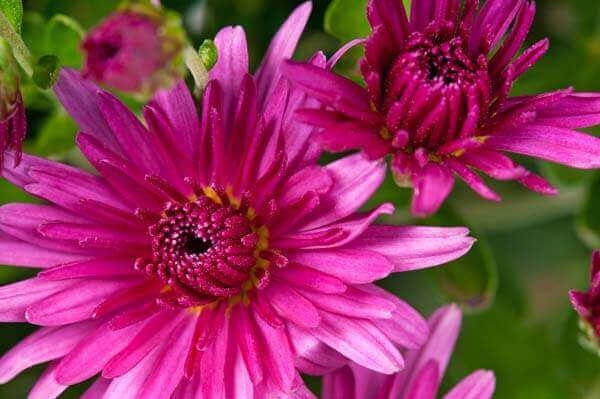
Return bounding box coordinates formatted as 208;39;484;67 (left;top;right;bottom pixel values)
445;159;501;202
103;349;160;399
275;265;347;294
287;249;393;284
322;367;356;399
0;321;96;383
53;69;122;155
26;279;137;326
0;232;81;268
137;317;195;398
0;278;74;322
303;153;386;229
39;257;137;280
351;225;474;273
311;311;403;375
81;378;111;399
55;319;146;384
256;1;312;107
210;26;249;124
535;93;600;129
486;124;600;169
411;162;455;217
442;370;496;399
28;362;68;399
267;282;321;329
403;360;440;399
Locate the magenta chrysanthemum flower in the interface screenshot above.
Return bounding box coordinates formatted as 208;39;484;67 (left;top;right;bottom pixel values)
569;250;600;348
0;39;26;170
283;0;600;217
0;3;475;398
82;5;184;93
322;304;495;399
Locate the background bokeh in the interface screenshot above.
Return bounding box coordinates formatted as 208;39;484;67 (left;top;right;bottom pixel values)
2;0;599;397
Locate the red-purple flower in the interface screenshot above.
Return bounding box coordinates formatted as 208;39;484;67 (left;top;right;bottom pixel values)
0;39;26;170
283;0;600;217
82;5;184;93
322;304;495;399
0;4;475;398
569;250;600;351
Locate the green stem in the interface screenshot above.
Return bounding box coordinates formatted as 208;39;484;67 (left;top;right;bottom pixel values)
0;10;33;76
183;45;208;96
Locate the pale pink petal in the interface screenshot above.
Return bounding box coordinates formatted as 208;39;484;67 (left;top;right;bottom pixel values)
28;362;67;399
322;366;356;399
402;360;440;399
442;370;496;399
0;278;75;322
411;162;455;217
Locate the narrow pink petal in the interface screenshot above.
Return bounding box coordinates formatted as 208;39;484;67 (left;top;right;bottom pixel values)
311;310;404;374
0;232;81;268
351;225;474;273
278;166;333;206
411;162;455;217
55;319;146;384
391;305;462;397
151;80;200;165
298;285;395;320
517;171;558;196
403;360;440;399
256;1;312;106
53;69;122;155
26;279;137;326
0;321;96;383
288;324;348;374
460;148;527;180
253;307;296;393
445;159;501;202
103;349;160;399
287;249;393;284
512;39;549;79
267;282;321;329
39;257;137;280
102;310;184;378
322;367;356;399
81;378;111;399
275;265;347;294
442;370;496;399
137;317;195;399
303;153;386;229
231;305;264;385
486;124;600;169
317;122;390;160
0;278;74;322
210;26;249;124
535;93;600;129
28;362;68;399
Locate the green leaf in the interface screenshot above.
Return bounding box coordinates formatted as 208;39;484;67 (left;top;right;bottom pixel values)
21;11;46;58
32;110;78;157
0;0;22;33
45;14;84;69
577;173;600;248
424;205;498;313
31;54;59;89
324;0;370;43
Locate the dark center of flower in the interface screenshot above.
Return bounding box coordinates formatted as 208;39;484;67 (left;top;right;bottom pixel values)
136;195;263;300
97;40;121;62
383;32;491;151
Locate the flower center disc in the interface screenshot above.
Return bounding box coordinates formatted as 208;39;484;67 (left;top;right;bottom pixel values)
139;195;262;300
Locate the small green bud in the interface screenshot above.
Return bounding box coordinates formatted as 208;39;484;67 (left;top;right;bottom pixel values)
199;39;218;71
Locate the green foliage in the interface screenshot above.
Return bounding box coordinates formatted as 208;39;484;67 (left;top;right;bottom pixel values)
45;14;84;68
31;54;59;88
324;0;370;43
0;0;22;33
32;109;78;156
425;206;498;313
577;173;600;248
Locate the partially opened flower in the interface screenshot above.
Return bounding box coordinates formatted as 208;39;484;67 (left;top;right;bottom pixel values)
0;3;475;398
283;0;600;217
569;250;600;354
0;38;26;170
322;304;495;399
82;1;185;93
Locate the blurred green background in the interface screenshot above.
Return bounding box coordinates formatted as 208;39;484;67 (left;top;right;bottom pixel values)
1;0;599;397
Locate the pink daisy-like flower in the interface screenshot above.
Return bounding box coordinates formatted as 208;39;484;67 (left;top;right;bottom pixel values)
322;304;495;399
569;250;600;348
82;5;184;93
0;39;26;170
0;3;474;398
283;0;600;217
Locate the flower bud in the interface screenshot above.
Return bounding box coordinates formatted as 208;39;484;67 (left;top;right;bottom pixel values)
82;1;185;93
0;38;26;169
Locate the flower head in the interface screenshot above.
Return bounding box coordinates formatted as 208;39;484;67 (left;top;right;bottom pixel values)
570;250;600;354
322;304;495;399
0;38;26;170
82;2;185;93
0;3;474;397
283;0;600;217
